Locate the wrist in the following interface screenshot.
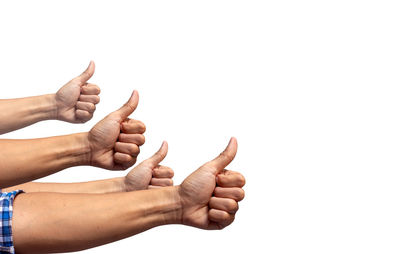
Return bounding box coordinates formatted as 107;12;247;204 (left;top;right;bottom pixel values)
42;94;58;120
33;94;58;121
71;132;92;166
144;186;183;225
165;186;183;225
117;177;128;192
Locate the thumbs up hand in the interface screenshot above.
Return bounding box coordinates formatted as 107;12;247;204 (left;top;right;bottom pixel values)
178;138;245;230
55;61;101;123
123;141;174;191
87;90;146;170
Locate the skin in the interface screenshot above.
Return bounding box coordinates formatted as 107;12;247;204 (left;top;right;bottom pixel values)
0;61;100;135
12;138;245;254
0;63;244;253
0;90;145;189
2;142;174;193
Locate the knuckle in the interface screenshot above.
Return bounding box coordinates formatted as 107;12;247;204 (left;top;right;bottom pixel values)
236;189;245;201
222;211;231;221
139;123;146;133
86;113;94;121
130;157;137;165
239;176;246;187
227;199;238;212
94;85;101;93
168;168;174;178
132;145;140;155
138;135;145;145
89;103;96;112
127;145;136;154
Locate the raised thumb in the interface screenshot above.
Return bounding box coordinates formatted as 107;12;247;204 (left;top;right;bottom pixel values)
208;137;238;174
77;61;95;83
146;141;168;166
115;90;139;120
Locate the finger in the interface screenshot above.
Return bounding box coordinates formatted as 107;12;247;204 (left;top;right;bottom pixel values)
118;133;145;146
150;178;173;187
81;84;101;95
152;165;174;178
116;160;137;170
208;209;235;228
145;141;168;167
209;197;238;214
114;152;136;165
208;137;238;174
121;119;146;134
216;172;246;188
114;142;140;156
75;109;93;122
115;90;139;120
77;61;95;83
214;187;245;202
79;94;100;104
76;101;96;113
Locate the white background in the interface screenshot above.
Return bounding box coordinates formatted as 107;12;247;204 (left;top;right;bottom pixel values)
1;0;400;253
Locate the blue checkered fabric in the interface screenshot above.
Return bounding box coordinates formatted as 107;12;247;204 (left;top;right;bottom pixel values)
0;190;23;254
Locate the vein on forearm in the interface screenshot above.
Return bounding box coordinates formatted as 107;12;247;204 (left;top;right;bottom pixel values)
0;133;90;188
0;94;57;134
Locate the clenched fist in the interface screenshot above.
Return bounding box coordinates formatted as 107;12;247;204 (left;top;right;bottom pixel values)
178;138;245;230
87;90;146;170
123;141;174;191
55;61;100;123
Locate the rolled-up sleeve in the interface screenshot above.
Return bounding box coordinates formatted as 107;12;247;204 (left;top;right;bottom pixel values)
0;190;24;254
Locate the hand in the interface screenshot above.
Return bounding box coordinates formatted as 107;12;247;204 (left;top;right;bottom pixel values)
178;138;245;230
123;141;174;191
55;61;100;123
87;90;146;170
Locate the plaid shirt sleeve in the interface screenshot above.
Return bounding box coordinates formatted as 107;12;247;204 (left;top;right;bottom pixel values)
0;190;24;254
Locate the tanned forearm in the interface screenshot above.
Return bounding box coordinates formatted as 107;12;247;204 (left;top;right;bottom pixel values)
2;177;125;194
0;94;57;134
12;186;182;253
0;133;90;189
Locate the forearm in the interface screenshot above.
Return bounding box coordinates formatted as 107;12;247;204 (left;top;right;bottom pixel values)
0;94;57;134
2;177;125;194
0;133;90;188
12;186;182;253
